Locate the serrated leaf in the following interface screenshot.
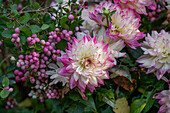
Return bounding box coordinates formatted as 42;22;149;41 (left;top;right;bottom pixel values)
1;30;12;38
130;99;146;113
41;24;49;30
0;90;9;98
19;13;30;24
29;25;41;34
21;27;31;36
2;77;9;87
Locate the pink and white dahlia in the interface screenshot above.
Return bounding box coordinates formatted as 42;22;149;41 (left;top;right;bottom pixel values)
153;90;170;113
137;30;170;80
57;35;115;92
89;1;120;27
46;62;69;86
107;8;145;49
114;0;157;15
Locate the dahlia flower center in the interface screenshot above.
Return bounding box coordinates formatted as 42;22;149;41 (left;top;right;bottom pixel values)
80;57;93;69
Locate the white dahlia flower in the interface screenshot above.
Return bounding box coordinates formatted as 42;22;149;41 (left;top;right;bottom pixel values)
137;30;170;80
46;62;69;86
107;8;145;49
114;0;157;15
57;35;115;92
153;89;170;113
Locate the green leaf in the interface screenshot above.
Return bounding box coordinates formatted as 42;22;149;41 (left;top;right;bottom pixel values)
56;39;67;50
43;13;51;24
102;106;112;113
143;90;156;113
60;16;68;25
2;77;9;87
130;99;146;113
80;96;96;112
20;36;26;45
7;22;14;28
21;27;31;36
3;38;15;47
76;7;83;15
0;90;9;98
56;0;63;3
19;13;30;24
97;13;104;15
110;10;116;16
34;2;40;9
10;4;17;11
41;24;49;30
102;16;106;22
29;25;41;34
102;7;106;11
1;29;12;38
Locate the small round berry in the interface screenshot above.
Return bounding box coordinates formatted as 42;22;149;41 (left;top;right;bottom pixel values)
15;27;20;33
75;26;79;31
12;33;18;39
68;14;74;20
8;88;13;92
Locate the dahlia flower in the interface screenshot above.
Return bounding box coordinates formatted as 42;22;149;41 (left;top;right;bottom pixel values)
137;30;170;80
46;62;69;86
76;26;126;65
107;8;145;49
114;0;157;15
57;35;115;92
89;1;120;27
153;90;170;113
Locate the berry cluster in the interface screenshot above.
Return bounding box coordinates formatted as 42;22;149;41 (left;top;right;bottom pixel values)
11;28;20;47
26;34;40;47
5;98;18;110
46;86;62;99
148;2;166;22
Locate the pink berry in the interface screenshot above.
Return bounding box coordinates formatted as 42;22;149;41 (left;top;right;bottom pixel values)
43;47;48;53
62;30;67;34
8;88;13;92
12;33;18;39
75;26;79;31
32;34;37;38
68;14;74;20
14;70;19;75
49;36;53;39
35;38;40;42
19;55;24;59
68;31;73;35
4;86;9;90
40;40;45;45
55;28;60;32
15;76;20;82
48;46;53;51
45;42;50;46
15;27;20;33
27;37;32;42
